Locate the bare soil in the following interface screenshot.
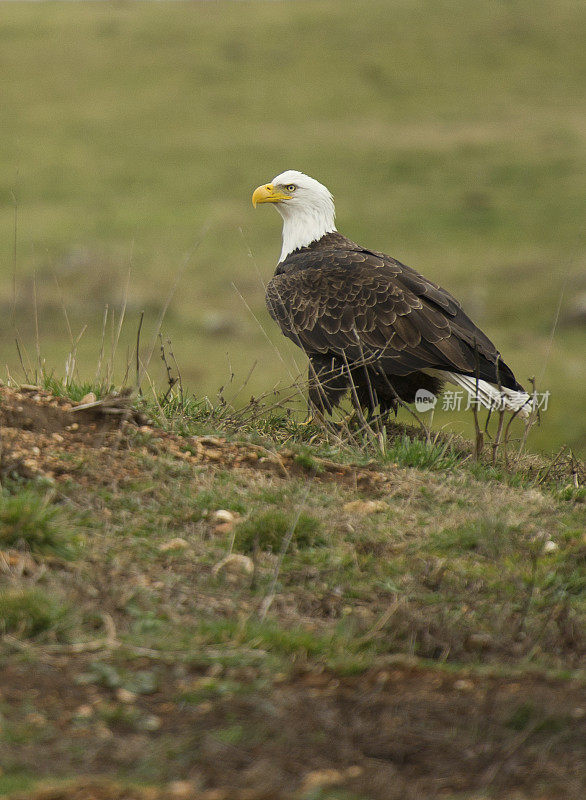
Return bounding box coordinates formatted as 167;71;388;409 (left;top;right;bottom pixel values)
2;658;585;800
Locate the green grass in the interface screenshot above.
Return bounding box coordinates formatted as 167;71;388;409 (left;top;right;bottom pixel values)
0;587;69;639
429;516;525;558
0;489;81;559
235;508;324;553
0;774;36;795
41;376;112;402
383;434;463;470
0;1;583;456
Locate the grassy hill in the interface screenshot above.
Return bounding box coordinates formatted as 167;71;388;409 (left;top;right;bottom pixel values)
0;1;585;455
0;380;584;799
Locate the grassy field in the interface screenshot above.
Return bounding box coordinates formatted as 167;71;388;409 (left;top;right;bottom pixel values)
0;382;584;798
1;0;585;458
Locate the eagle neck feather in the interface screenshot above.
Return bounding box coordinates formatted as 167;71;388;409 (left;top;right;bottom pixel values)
277;204;336;263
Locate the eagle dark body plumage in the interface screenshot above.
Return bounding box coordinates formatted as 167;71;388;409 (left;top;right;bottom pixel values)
266;232;523;415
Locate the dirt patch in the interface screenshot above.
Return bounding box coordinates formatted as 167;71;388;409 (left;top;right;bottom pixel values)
7;783;170;800
4;781;246;800
1;661;584;800
0;386;142;434
0;385;387;492
0;385;136;482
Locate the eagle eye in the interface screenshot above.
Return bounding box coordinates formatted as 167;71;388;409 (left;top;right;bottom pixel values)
285;184;296;192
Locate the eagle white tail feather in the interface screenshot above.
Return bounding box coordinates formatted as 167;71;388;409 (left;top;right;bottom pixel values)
427;370;533;418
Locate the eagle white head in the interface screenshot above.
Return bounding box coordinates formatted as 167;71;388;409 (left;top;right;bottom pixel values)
252;170;337;262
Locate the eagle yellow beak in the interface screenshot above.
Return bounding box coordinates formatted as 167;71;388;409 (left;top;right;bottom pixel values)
252;183;292;207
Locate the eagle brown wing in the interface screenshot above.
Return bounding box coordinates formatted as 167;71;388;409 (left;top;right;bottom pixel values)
266;245;518;388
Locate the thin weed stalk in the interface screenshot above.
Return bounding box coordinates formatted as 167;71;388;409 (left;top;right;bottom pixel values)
15;337;32;384
94;305;109;386
135;310;145;395
472;343;484;461
32;271;42;383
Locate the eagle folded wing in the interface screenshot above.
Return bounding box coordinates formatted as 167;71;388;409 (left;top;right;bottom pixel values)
266;254;502;381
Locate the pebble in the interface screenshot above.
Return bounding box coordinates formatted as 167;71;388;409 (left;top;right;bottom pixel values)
167;781;199;799
140;714;161;731
301;769;345;791
212;553;254;577
343;499;388;514
159;537;189;552
346;765;363;779
213;509;236;524
199;436;222;446
116;687;137;704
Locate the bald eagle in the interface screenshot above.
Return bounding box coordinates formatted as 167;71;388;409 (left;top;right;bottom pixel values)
252;170;532;419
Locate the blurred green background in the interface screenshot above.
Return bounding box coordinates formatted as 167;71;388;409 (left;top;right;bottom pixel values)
1;0;584;455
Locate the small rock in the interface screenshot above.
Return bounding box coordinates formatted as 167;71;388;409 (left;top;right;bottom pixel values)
343;499;388;514
140;714;161;731
116;687;137;704
214;509;236;524
159;537;189;552
301;769;345;791
199;436;223;446
78;392;97;405
75;704;94;718
212;553;254;578
454;679;474;692
543;540;558;553
200;791;228;800
345;765;363;779
167;780;199;798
